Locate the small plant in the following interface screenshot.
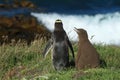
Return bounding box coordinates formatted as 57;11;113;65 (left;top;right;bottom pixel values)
0;41;120;80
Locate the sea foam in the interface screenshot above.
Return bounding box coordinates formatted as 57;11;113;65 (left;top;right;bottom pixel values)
31;12;120;45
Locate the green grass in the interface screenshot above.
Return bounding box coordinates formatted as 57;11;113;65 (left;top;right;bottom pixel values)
0;40;120;80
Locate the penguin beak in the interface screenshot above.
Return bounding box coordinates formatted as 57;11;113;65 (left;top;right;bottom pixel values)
74;27;79;33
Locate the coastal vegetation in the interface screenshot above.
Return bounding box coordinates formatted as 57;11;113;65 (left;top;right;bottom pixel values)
0;1;120;80
0;40;120;80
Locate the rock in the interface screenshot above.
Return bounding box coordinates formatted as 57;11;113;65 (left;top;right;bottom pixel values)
13;1;36;8
0;15;51;45
0;1;50;45
20;1;36;8
0;16;13;27
0;1;36;9
0;4;7;8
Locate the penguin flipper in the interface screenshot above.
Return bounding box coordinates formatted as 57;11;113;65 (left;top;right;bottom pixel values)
66;36;75;59
42;39;53;58
65;35;75;67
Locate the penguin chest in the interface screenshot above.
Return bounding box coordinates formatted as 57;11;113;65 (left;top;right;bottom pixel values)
53;41;69;58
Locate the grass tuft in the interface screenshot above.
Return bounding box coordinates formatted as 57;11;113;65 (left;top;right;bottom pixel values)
0;41;120;80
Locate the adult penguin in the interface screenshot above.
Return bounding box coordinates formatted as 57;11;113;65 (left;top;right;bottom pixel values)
43;19;75;70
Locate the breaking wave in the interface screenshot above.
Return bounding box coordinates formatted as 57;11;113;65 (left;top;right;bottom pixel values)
31;12;120;45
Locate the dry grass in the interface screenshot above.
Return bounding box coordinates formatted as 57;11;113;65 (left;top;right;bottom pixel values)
0;39;120;80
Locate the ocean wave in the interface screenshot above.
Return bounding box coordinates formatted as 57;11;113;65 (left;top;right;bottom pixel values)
31;12;120;45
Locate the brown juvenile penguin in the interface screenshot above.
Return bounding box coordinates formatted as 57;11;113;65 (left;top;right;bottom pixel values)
74;28;100;69
43;19;75;71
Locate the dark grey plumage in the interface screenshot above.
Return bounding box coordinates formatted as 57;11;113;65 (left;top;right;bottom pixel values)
43;19;75;70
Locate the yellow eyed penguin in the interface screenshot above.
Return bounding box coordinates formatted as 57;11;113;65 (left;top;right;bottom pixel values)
43;19;75;70
74;28;100;69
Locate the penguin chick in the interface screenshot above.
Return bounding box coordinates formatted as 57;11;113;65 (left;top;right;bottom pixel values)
74;28;100;69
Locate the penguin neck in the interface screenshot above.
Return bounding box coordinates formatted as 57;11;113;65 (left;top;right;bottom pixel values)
54;27;64;31
79;36;89;44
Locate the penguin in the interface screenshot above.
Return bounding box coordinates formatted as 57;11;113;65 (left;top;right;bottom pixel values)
43;19;75;70
74;28;100;69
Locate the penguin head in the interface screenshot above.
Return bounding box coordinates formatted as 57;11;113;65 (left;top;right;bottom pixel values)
74;27;88;40
54;19;64;30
